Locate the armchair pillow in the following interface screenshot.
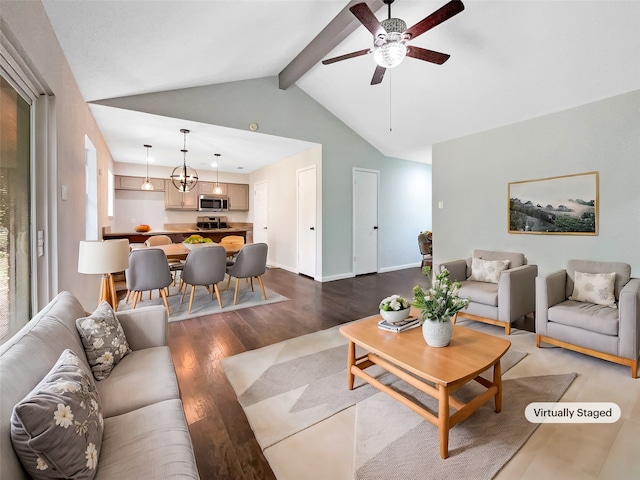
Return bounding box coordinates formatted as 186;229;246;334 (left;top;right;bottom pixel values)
10;349;103;480
468;257;510;284
76;302;131;381
569;271;617;307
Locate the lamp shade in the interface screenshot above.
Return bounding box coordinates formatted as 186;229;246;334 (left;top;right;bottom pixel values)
78;239;130;274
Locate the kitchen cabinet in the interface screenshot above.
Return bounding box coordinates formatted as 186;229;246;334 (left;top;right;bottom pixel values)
228;183;249;211
165;184;198;210
199;181;228;196
115;175;165;191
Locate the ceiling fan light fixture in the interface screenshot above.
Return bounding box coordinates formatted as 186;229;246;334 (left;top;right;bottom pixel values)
374;41;407;68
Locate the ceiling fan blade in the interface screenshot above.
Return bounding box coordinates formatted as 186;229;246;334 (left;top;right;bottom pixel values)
403;0;465;40
322;48;371;65
406;46;450;64
371;65;386;85
350;2;386;38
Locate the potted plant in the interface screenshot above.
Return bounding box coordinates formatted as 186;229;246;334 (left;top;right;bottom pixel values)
378;294;411;324
412;267;470;347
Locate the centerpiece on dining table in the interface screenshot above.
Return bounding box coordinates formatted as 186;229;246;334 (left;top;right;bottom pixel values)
182;234;214;250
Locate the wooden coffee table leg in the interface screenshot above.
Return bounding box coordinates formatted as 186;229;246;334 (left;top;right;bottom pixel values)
493;359;502;412
438;385;450;459
347;341;355;390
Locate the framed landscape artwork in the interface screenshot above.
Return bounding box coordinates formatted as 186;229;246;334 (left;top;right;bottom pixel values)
508;171;598;235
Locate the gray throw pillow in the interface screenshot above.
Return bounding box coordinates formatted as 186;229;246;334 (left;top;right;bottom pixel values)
11;349;103;479
76;301;132;381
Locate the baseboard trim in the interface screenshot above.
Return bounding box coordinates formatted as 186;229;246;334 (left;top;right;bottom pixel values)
320;272;355;282
379;262;421;273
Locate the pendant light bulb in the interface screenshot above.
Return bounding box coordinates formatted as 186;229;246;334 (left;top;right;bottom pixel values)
141;144;154;190
214;153;222;194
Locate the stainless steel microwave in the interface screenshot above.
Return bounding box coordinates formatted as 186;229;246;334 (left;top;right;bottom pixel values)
198;195;229;212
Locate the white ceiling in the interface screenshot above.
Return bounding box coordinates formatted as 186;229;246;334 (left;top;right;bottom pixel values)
42;1;640;170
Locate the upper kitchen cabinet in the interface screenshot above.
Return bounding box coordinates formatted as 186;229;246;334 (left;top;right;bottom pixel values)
115;175;165;191
228;183;249;211
199;182;228;196
165;185;198;210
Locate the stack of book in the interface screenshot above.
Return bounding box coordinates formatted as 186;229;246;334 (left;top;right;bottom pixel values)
378;317;421;333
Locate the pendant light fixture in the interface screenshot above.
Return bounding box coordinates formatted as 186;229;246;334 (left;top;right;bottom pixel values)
213;153;223;194
141;144;154;190
170;128;199;192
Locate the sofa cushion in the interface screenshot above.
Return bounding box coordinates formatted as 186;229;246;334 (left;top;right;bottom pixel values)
468;257;510;284
566;260;631;300
11;349;103;480
569;271;617;307
473;250;526;268
76;302;132;381
548;300;619;336
0;292;91;480
458;280;499;307
96;346;180;418
95;399;199;480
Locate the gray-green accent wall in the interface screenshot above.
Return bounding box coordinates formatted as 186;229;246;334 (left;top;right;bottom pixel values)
96;77;432;279
433;90;640;276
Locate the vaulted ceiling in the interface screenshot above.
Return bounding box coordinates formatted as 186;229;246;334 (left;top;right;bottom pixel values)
41;1;640;171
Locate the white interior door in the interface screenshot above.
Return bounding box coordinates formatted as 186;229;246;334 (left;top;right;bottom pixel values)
297;166;316;278
253;181;268;245
353;169;379;275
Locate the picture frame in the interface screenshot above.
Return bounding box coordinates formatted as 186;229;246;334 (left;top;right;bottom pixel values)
508;171;598;235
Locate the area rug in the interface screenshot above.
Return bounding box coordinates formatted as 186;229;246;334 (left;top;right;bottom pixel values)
222;322;530;451
117;283;288;322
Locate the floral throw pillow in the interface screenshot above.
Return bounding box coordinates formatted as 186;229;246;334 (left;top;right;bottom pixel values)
569;271;617;308
468;257;510;284
76;301;131;381
11;349;103;480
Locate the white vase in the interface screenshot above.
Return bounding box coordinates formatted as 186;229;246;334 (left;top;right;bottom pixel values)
422;317;453;347
379;308;410;324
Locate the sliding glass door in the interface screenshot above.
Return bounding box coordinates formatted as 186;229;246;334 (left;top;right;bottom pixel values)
0;75;31;344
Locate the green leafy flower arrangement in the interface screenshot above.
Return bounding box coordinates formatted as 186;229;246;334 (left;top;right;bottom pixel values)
412;267;470;322
379;294;410;312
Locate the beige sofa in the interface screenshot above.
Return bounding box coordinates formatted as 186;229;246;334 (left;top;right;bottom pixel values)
0;291;200;479
536;259;640;378
439;249;538;335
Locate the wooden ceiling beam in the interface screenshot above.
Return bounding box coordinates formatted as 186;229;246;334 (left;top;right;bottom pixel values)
278;0;384;90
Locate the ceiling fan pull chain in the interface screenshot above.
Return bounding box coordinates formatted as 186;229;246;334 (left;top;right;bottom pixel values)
389;71;393;132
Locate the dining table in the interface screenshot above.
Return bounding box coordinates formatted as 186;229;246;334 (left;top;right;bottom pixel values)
149;242;241;259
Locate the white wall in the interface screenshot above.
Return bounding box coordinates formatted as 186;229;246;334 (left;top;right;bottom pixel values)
249;145;321;273
433;90;640;276
2;0;117;310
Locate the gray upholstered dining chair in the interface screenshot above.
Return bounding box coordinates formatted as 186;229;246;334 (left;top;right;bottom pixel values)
225;243;268;305
144;235;184;287
180;245;227;313
125;248;173;316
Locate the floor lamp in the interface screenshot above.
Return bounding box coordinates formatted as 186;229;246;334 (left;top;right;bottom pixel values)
78;239;130;311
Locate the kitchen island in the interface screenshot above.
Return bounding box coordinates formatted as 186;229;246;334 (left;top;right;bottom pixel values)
103;228;248;244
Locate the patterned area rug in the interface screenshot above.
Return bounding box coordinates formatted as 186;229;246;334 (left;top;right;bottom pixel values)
222;321;575;480
117;282;288;322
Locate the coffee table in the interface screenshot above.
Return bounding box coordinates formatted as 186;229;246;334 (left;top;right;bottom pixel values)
339;314;511;459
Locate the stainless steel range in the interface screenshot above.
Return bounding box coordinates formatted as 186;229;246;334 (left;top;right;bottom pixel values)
196;215;227;230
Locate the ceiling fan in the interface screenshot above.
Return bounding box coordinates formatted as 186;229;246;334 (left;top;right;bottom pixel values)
322;0;464;85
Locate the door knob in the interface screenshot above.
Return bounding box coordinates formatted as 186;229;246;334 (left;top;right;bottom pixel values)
373;226;378;229
310;227;315;230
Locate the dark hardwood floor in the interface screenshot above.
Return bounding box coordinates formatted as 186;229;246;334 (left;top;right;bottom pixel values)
167;267;429;480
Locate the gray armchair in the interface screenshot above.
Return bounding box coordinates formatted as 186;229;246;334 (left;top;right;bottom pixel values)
439;249;537;335
536;259;640;378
